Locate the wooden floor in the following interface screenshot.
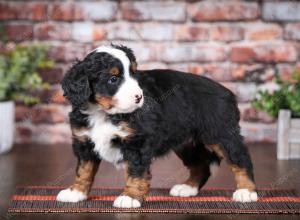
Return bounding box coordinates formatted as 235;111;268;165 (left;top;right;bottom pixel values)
0;143;300;219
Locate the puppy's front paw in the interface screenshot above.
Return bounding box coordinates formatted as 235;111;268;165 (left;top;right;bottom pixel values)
113;195;141;208
56;188;87;203
233;189;258;202
170;184;198;197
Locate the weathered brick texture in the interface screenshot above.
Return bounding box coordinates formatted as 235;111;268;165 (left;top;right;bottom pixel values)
1;0;299;144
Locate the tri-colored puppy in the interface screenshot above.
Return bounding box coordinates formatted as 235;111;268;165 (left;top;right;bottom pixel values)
57;44;258;208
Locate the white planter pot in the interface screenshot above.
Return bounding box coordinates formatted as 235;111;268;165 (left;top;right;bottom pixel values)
0;101;15;154
277;109;300;160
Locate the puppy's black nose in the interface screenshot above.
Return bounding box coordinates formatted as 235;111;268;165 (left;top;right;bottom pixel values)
135;95;143;104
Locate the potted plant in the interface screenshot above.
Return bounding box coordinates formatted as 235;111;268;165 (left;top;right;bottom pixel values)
252;70;300;159
0;44;53;154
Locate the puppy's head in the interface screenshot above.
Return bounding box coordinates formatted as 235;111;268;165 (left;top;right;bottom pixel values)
61;45;143;114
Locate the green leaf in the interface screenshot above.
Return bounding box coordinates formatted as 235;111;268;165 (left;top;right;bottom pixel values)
0;44;55;105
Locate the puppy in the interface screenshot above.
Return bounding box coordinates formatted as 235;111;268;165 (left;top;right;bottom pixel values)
57;44;258;208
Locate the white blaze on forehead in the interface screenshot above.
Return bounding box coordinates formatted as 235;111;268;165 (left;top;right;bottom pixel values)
93;46;131;77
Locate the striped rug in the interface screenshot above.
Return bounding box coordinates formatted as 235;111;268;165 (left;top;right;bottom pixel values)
8;186;300;214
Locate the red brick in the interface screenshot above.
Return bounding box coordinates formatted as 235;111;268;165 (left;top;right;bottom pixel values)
277;64;300;82
77;2;117;21
240;122;277;143
106;23;140;41
48;43;92;62
139;23;173;41
0;2;19;20
39;67;64;85
236;83;257;103
263;2;300;21
0;2;48;21
40;85;67;105
15;123;72;144
189;1;259;21
72;22;107;42
16;104;68;124
231;42;298;63
15;105;32;122
119;43;158;62
93;25;107;41
121;1;186;22
254;42;298;63
240;105;275;123
221;82;256;103
211;24;244;42
285;23;300;40
50;3;81;21
34;22;71;41
168;63;205;75
175;25;209;41
203;64;248;82
32;105;68;124
245;23;282;40
139;62;168;70
15;124;33;144
230;46;255;63
4;23;33;42
30;3;48;21
161;44;226;63
32;124;71;144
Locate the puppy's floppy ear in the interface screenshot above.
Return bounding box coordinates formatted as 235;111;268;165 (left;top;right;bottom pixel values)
61;61;91;106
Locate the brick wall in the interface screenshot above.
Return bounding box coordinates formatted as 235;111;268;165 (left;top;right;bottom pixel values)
1;0;299;144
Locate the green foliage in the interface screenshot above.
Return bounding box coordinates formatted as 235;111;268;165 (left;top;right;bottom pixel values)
0;44;53;105
252;70;300;118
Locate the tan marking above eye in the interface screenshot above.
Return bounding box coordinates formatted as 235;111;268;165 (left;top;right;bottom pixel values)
109;67;120;76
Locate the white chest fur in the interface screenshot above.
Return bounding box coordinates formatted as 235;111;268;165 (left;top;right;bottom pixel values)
82;104;129;165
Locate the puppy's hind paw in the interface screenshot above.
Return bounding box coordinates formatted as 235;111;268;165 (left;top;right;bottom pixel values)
113;195;141;208
170;184;198;197
233;189;258;202
56;188;87;203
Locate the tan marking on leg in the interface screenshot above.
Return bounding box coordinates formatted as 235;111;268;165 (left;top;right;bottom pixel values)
230;164;256;191
70;160;99;195
174;149;211;189
71;127;89;142
184;166;205;188
95;95;115;110
208;144;225;159
109;67;120;76
122;165;151;201
208;144;255;191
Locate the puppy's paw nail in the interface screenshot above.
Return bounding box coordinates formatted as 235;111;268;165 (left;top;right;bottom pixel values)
56;188;87;203
113;195;141;208
170;184;198;197
233;189;258;202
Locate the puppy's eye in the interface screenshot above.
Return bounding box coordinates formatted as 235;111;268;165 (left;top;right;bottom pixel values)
108;76;119;85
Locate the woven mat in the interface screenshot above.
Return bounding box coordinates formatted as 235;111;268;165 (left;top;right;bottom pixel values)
8;186;300;214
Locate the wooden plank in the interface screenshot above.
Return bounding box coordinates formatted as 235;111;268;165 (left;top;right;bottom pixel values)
291;119;300;129
289;128;300;144
277;110;291;160
289;143;300;159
